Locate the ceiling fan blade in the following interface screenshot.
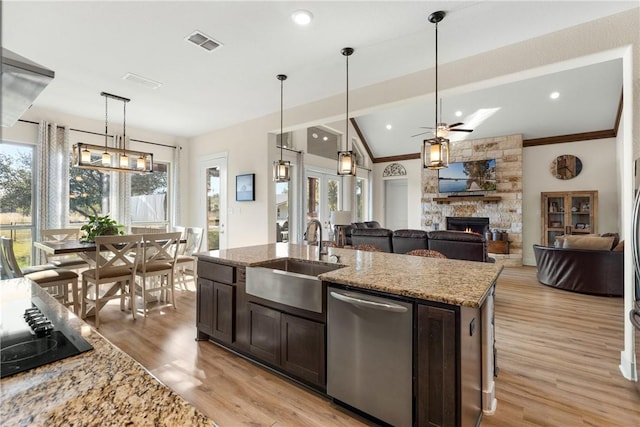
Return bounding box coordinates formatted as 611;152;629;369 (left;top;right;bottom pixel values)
411;131;431;138
419;126;435;129
449;128;473;133
447;122;465;128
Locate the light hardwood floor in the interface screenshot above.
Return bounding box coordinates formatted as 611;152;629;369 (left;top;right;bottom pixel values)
93;266;640;426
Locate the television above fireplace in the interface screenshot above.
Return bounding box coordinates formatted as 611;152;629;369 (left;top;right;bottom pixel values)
438;159;497;193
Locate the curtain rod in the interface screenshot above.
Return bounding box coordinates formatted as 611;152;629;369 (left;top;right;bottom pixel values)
18;119;178;149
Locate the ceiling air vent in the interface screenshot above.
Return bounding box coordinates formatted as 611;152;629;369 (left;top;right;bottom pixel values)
185;30;222;52
122;72;162;90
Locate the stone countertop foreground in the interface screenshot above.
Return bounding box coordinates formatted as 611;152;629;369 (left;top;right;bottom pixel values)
0;278;214;427
197;243;502;308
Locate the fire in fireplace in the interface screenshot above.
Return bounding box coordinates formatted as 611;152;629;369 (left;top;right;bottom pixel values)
446;217;489;235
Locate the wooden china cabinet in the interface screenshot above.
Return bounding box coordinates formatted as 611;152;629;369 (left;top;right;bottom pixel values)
541;190;598;246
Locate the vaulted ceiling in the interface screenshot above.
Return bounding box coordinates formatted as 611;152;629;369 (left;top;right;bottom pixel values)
3;1;636;158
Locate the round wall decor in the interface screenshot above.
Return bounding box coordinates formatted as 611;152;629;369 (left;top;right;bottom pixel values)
550;154;582;180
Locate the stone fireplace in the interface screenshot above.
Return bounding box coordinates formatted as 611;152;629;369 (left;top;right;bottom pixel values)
421;134;523;266
446;217;489;235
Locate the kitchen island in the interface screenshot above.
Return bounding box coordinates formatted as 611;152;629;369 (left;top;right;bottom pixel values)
0;278;213;427
196;243;502;427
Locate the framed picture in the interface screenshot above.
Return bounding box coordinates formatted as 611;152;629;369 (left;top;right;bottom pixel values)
236;173;255;201
575;223;586;229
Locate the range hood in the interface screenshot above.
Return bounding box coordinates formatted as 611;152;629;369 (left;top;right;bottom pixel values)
2;48;55;127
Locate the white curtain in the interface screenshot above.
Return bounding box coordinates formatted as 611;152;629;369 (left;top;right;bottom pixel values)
172;145;181;227
36;121;70;263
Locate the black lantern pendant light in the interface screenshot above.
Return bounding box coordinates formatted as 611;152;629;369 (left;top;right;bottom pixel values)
423;11;449;170
273;74;291;182
337;47;356;176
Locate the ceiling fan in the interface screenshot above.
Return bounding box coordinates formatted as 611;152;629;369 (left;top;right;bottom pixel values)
412;11;474;140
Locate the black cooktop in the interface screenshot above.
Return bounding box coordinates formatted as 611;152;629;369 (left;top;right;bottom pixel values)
1;291;93;379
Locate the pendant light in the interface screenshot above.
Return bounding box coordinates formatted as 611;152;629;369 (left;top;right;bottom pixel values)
337;47;356;176
423;11;449;170
72;92;153;173
273;74;290;182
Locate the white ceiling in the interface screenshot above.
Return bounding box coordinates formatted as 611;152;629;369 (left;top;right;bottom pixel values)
2;1;637;158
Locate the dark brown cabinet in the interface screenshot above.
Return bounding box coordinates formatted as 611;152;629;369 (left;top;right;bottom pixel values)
248;302;281;364
417;304;457;427
246;302;325;388
417;304;482;427
196;261;237;344
196;278;214;338
281;313;325;385
211;282;235;343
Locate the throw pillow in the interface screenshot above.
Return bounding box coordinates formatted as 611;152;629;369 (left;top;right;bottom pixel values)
600;232;620;248
562;235;616;251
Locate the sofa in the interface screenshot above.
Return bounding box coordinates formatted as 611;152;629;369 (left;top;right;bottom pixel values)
350;225;493;262
533;234;623;297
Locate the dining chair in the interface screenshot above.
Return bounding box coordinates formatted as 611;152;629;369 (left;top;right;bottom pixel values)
80;234;143;328
39;228;90;270
1;236;79;313
175;227;204;290
406;249;448;259
135;232;181;316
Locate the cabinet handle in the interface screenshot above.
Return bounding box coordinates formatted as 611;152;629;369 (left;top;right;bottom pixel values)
330;291;408;313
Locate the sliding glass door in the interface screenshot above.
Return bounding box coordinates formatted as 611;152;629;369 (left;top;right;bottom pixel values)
306;170;340;239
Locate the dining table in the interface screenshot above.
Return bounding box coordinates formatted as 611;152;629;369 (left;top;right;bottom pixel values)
34;237;185;318
34;239;100;266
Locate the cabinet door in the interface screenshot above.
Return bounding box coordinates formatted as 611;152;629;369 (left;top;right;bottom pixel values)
568;192;597;235
212;282;235;344
542;194;566;246
196;278;214;338
248;303;281;365
281;313;325;387
417;305;456;427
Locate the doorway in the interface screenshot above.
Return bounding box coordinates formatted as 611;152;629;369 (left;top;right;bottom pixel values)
385;179;408;230
198;155;227;250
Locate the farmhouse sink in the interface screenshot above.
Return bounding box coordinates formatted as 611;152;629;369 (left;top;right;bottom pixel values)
246;259;344;313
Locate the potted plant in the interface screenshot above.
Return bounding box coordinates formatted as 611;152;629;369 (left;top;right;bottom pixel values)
80;214;125;242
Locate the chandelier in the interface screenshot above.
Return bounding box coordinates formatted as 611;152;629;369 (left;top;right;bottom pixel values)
72;92;153;173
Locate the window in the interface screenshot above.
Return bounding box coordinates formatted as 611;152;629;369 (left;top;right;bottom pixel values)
306;170;341;237
0;143;35;267
276;180;290;242
69;161;111;223
355;177;366;221
130;162;169;228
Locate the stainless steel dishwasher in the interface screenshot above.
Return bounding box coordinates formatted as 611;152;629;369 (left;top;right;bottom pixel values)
327;286;413;427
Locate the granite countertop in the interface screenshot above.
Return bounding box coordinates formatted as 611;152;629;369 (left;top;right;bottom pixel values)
0;278;214;427
197;243;502;308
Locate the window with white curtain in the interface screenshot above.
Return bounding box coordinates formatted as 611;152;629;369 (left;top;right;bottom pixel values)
130;162;169;229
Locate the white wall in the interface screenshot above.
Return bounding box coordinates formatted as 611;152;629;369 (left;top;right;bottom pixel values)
372;159;422;229
522;138;619;265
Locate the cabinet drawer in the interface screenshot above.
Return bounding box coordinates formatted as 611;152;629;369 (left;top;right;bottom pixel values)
198;261;235;284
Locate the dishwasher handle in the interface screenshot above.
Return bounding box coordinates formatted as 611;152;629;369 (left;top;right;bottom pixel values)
330;291;408;313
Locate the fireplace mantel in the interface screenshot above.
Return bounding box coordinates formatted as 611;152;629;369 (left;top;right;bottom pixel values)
433;195;501;204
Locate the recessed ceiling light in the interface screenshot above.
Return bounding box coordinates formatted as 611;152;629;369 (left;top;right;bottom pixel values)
292;10;313;26
386;124;392;130
455;111;462;117
550;91;560;99
323;136;328;141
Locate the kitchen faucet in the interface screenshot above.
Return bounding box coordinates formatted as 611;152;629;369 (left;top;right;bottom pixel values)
307;219;327;260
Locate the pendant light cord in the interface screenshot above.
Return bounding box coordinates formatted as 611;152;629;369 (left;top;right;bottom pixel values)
123;100;126;150
434;19;439;131
345;52;349;152
280;76;284;160
104;95;108;151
